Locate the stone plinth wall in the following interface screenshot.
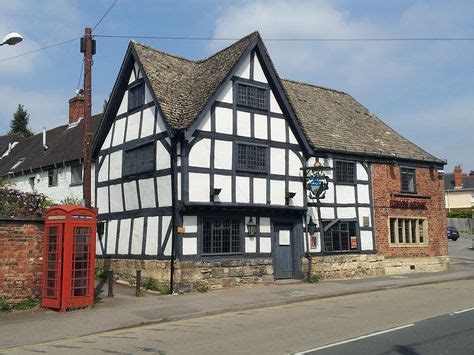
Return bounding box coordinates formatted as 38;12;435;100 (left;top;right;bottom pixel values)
372;164;448;258
97;257;274;293
384;256;449;275
302;254;385;280
0;217;44;303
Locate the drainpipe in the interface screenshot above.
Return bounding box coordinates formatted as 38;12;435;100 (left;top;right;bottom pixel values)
304;213;312;280
169;135;179;294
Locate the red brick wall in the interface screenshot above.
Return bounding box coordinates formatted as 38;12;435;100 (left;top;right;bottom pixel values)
0;218;44;302
372;164;447;258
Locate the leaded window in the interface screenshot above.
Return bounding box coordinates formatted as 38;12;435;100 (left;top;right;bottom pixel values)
401;167;416;193
203;217;241;254
128;82;145;111
237;143;267;173
335;161;355;184
48;169;58;187
389;218;427;245
322;220;358;252
123;143;155;176
71;165;83;185
237;84;266;110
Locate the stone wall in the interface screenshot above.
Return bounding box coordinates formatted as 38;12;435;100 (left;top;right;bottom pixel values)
97;257;274;293
372;164;448;259
0;217;44;303
384;256;449;275
302;254;385;280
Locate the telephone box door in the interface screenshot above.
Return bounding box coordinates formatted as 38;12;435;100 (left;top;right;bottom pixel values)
41;224;63;309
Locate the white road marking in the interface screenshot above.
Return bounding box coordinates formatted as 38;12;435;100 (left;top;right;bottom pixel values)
294;324;415;354
450;307;474;315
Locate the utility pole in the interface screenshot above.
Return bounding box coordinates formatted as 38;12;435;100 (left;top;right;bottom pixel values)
81;27;95;208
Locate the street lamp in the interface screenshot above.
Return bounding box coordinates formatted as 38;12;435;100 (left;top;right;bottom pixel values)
0;32;23;46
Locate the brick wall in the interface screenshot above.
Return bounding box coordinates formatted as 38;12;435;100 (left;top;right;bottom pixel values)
0;218;44;302
372;164;447;258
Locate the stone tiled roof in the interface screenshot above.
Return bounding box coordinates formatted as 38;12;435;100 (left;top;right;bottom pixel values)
281;79;444;164
0;115;102;176
445;173;474;191
0;134;21;157
132;32;258;129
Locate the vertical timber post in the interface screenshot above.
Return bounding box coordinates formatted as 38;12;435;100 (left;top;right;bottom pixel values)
82;27;94;208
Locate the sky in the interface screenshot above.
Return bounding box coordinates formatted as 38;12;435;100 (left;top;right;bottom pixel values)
0;0;472;172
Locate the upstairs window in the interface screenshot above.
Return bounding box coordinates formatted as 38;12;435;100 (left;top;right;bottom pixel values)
128;82;145;111
123;143;155;177
48;169;58;187
335;161;355;184
237;143;267;173
71;165;83;185
401;167;416;193
237;84;266;110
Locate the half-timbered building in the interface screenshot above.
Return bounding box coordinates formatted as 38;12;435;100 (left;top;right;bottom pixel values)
93;32;447;290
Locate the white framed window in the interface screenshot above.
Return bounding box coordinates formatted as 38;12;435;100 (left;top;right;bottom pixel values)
70;165;83;185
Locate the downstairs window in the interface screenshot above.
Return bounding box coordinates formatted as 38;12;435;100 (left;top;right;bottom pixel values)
203;217;241;254
322;220;358;252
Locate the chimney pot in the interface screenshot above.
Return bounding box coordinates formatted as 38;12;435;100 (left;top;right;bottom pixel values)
454;165;463;188
69;93;85;124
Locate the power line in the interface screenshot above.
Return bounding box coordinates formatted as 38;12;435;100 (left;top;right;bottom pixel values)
0;37;79;64
92;0;118;32
94;34;474;42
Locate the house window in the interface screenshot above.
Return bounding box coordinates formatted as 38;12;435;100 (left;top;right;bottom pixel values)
48;169;58;187
322;220;358;252
237;84;266;110
29;177;35;191
71;165;83;185
401;167;416;193
123;143;155;176
128;82;145;111
335;161;355;184
389;218;427;245
237;143;267;173
203;217;241;254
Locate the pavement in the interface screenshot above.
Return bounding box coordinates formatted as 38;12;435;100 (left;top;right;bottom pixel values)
1;238;474;350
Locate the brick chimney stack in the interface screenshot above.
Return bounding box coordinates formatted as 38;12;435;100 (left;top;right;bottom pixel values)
454;165;463;188
68;91;85;124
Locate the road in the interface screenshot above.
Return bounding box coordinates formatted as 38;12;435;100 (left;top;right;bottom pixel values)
3;279;474;355
448;234;474;264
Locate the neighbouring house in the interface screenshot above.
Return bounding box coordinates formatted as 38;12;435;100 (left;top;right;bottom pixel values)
89;31;447;290
445;165;474;213
0;93;102;203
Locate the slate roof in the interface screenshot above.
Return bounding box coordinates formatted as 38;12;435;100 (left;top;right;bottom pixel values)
444;173;474;191
0;134;21;157
132;32;258;129
0;115;102;176
280;79;444;164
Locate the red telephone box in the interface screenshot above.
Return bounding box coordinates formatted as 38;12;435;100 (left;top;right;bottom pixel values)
42;205;96;312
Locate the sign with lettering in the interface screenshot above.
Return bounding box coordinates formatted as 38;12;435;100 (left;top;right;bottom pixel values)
390;199;426;209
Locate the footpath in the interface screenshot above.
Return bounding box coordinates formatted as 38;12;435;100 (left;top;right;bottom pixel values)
1;260;474;350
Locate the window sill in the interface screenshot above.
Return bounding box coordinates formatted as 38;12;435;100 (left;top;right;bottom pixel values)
392;193;431;200
388;243;429;248
70;182;83;187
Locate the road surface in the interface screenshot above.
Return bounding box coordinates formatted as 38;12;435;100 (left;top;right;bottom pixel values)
3;279;474;354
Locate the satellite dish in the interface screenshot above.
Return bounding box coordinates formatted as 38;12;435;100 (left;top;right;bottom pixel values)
1;32;23;46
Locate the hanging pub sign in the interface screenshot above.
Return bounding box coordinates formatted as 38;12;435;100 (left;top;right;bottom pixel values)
301;162;331;199
390;199;426;209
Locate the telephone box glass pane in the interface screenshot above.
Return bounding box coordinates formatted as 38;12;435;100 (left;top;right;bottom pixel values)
71;226;92;297
44;226;59;299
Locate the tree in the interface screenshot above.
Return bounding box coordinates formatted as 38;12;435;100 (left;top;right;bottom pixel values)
9;104;33;138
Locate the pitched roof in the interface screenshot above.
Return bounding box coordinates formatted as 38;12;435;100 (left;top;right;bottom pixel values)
444;173;474;191
0;115;102;176
280;79;444;164
132;32;258;129
0;134;21;157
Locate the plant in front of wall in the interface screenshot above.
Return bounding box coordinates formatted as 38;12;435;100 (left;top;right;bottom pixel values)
12;297;39;311
60;196;83;205
307;274;320;284
143;278;169;294
196;283;209;293
0;188;49;217
0;296;12;312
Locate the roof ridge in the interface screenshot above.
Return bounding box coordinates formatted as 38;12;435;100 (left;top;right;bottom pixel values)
281;78;348;95
197;31;259;63
131;40;198;64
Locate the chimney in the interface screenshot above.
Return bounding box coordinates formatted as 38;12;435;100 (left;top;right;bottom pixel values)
69;90;85;124
454;165;463;188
